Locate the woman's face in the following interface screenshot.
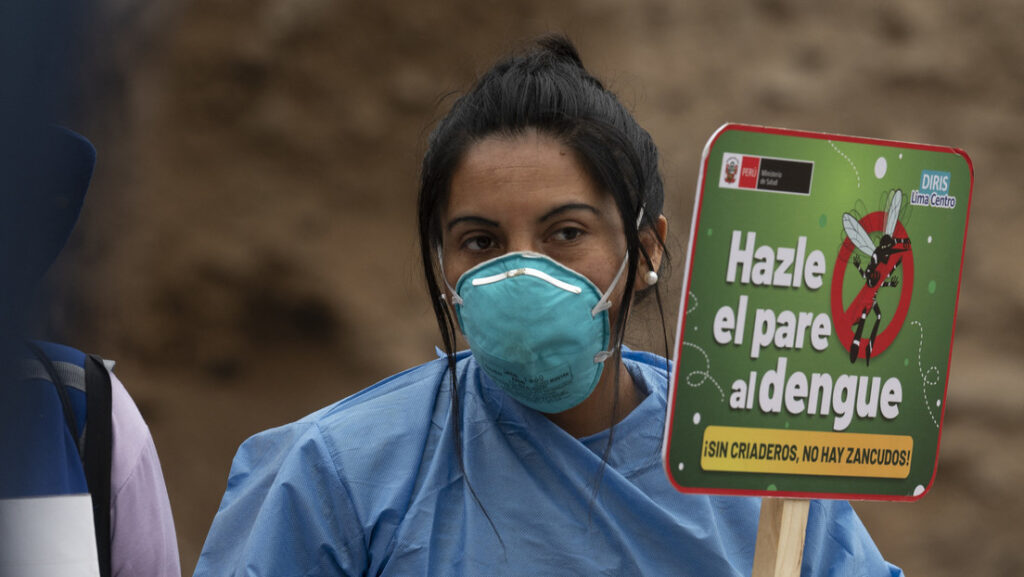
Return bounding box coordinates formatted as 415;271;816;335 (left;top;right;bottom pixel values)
441;129;650;325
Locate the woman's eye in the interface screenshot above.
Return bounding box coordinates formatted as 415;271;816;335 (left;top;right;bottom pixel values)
552;227;584;242
463;235;495;251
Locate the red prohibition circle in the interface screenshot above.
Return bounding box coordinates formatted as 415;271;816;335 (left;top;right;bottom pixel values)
830;211;914;360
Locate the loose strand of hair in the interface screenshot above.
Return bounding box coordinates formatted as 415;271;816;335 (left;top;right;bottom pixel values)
435;253;507;554
587;212;640;515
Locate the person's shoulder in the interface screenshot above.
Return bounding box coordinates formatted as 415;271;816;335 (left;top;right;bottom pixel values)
229;352;475;493
29;340;88;364
304;351;469;425
249;351;473;454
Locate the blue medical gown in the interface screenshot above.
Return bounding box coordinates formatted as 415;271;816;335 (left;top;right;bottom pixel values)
195;350;903;576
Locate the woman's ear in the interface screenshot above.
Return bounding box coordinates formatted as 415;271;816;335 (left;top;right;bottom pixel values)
637;215;668;286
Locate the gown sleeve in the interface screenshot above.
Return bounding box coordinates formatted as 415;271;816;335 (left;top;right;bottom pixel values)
802;499;905;577
193;421;367;577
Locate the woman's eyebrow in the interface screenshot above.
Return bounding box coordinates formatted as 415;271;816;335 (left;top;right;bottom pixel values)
446;215;500;231
538;203;599;223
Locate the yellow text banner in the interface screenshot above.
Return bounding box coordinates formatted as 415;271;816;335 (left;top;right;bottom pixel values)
700;425;913;478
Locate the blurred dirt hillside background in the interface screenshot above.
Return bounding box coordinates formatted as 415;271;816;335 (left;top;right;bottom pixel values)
46;0;1022;574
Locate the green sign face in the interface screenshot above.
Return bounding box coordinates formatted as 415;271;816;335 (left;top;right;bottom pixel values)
663;124;973;501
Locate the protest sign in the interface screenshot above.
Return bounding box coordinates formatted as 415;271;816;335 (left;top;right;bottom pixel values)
664;124;973;501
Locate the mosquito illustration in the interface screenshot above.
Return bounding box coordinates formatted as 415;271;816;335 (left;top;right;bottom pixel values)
841;189;911;365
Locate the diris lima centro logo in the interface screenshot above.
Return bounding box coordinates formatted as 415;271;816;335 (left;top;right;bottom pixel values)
910;170;956;209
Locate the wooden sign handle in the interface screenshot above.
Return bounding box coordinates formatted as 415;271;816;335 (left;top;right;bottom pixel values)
752;498;810;577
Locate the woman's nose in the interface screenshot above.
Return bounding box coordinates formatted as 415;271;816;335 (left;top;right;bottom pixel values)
505;235;539;255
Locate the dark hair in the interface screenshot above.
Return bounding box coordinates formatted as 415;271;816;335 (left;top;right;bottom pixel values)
416;34;669;523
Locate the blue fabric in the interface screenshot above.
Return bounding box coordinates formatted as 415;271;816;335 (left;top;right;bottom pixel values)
31;341;89;433
195;350;903;577
0;341;89;498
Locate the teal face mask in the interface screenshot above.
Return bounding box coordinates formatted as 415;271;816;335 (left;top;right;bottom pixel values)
446;251;626;414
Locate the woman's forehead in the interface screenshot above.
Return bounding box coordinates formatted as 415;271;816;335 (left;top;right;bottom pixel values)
445;132;611;219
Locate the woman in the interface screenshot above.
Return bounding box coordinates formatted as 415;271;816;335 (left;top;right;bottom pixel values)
194;36;902;576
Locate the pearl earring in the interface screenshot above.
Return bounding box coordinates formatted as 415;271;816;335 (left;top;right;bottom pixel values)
644;270;659;286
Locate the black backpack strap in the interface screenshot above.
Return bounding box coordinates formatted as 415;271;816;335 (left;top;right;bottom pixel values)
84;353;113;577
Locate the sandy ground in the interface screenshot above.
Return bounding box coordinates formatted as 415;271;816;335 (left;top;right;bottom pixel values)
46;0;1024;574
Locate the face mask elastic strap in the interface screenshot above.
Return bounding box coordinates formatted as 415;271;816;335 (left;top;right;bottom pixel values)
589;207;647;361
590;254;628;317
436;245;463;305
589;207;646;317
